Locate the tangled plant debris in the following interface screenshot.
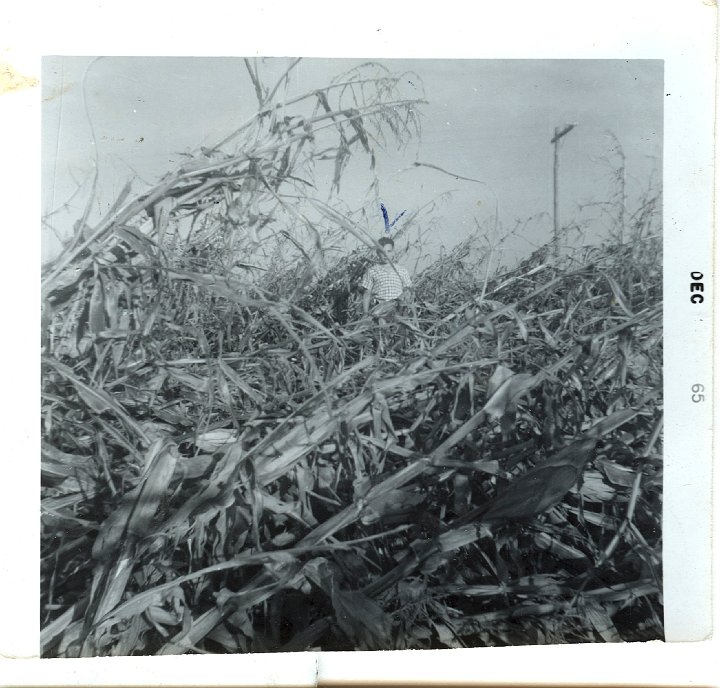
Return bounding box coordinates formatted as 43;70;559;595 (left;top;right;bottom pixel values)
41;60;663;656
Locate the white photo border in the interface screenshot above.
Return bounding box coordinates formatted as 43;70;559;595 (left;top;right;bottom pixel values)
1;0;716;684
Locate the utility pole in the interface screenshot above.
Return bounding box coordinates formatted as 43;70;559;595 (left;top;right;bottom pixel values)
551;123;577;258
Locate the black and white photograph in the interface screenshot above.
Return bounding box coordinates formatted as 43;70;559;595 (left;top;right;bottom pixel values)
38;55;669;657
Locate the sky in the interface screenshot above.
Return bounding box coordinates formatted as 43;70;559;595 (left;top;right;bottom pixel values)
42;57;663;267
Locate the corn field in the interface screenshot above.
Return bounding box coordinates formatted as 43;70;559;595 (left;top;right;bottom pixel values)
41;60;664;656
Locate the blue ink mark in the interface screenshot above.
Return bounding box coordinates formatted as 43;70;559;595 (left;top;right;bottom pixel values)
380;203;406;233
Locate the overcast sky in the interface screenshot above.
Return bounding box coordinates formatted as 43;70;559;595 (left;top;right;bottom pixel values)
42;57;662;266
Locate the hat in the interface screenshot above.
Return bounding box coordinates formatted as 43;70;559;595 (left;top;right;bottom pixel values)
378;236;394;248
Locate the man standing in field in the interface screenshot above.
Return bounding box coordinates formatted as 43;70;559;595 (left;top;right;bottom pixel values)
360;236;412;314
359;236;413;353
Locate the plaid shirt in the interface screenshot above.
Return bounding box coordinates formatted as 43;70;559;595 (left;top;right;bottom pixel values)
360;263;412;301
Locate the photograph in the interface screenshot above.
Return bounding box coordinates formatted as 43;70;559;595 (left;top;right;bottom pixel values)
40;56;665;657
